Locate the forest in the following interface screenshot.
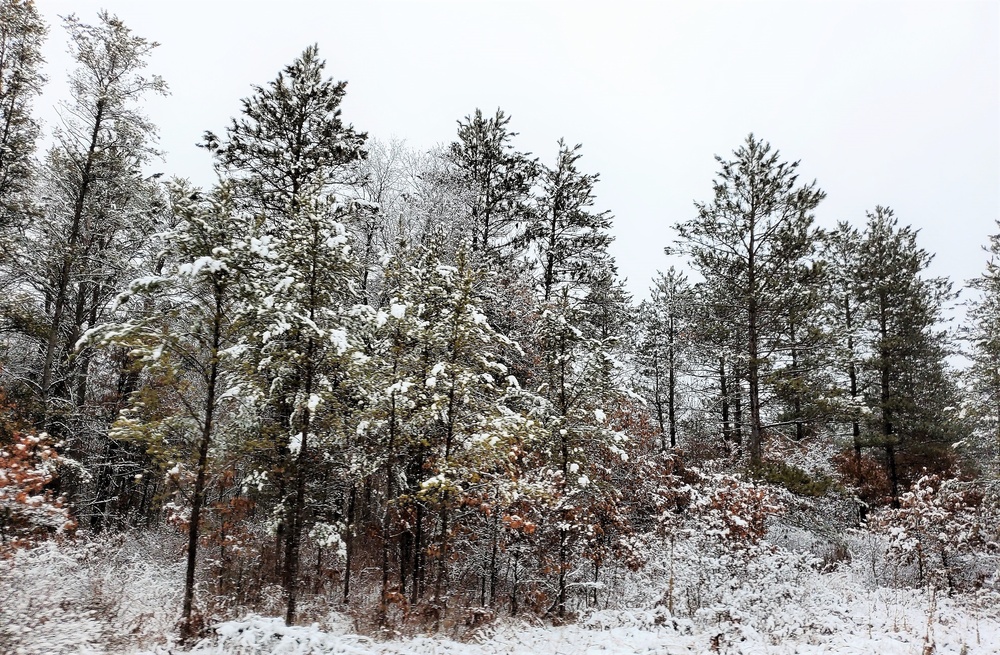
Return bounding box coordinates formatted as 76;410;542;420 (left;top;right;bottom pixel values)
2;5;999;654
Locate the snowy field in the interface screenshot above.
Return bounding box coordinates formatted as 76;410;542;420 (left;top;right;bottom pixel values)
157;601;998;655
4;534;998;655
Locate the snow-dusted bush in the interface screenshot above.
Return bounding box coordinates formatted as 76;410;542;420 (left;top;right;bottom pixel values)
870;474;1000;593
0;431;77;549
690;473;782;547
0;531;183;654
186;615;367;655
0;541;107;655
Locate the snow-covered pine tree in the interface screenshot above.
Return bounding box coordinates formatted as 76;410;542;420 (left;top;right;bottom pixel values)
636;267;692;451
360;240;538;617
854;207;960;507
529;140;613;303
241;194;363;624
672;134;825;468
0;12;168;532
0;0;46;242
532;287;634;618
512;138;635;616
766;257;833;443
824;222;866;459
964;221;1000;476
82;181;248;638
446;108;536;261
202;44;366;222
205;45;371;625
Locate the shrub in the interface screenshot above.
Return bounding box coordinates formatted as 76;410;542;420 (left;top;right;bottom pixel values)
0;431;76;550
759;460;834;497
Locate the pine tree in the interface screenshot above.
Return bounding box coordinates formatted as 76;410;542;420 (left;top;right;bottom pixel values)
243;195;361;625
636;268;691;451
855;207;958;506
358;240;538;617
672;134;825;468
446;108;536;260
205;46;370;624
683;276;747;455
0;0;46;242
82;182;247;638
0;12;168;531
824;222;866;458
766;258;831;442
529;140;613;303
530;285;632;617
965;221;1000;476
202;44;367;222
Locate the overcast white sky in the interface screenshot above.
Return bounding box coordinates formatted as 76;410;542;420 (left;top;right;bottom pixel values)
34;1;999;302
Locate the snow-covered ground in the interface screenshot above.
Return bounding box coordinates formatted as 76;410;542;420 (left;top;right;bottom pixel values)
4;530;998;654
149;597;997;655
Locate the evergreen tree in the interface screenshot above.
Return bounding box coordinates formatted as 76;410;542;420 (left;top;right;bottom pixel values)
824;222;866;458
672;134;825;467
855;207;958;506
965;221;1000;476
204;46;370;624
0;13;169;530
83;182;247;638
766;258;832;442
0;0;46;241
356;240;539;617
202;44;367;222
532;285;632;617
682;276;747;455
446;108;536;260
636;268;691;451
241;194;361;625
529;140;613;303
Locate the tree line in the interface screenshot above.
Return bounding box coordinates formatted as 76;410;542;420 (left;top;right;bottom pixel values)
2;4;999;638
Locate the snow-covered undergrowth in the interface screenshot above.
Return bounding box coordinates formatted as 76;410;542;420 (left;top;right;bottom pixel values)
145;585;996;655
6;529;999;654
1;531;183;655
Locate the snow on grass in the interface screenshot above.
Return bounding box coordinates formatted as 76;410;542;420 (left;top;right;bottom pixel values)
1;533;183;655
142;594;997;655
146;555;999;655
6;532;998;654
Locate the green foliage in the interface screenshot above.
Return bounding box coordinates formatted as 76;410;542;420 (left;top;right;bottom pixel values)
671;134;826;466
758;460;835;498
447;108;537;260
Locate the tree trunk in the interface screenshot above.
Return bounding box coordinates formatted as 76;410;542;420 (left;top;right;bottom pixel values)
878;290;899;507
379;390;398;621
284;336;314;625
746;224;764;468
556;526;568;618
343;483;356;603
653;351;666;451
488;495;500;606
182;289;224;639
667;314;677;448
789;318;804;441
720;356;731;445
748;304;763;468
411;501;424;604
845;294;862;459
42;99;105;419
